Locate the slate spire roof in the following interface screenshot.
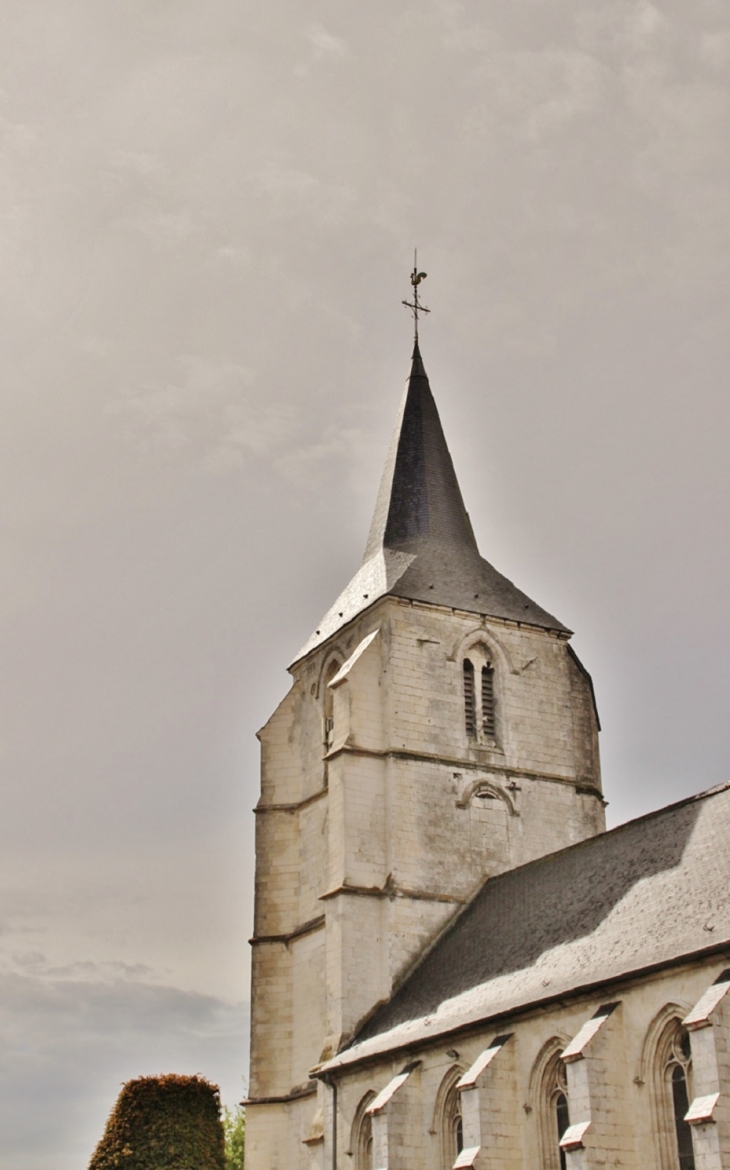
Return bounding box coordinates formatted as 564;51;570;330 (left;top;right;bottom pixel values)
292;343;567;664
362;341;478;559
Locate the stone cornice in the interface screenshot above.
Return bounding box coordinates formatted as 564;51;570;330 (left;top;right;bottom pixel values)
319;881;467;906
324;742;602;795
254;786;328;814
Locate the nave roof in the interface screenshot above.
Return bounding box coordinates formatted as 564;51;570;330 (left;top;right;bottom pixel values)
320;782;730;1072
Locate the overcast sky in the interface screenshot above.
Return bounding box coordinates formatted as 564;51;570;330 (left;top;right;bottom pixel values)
0;1;729;1166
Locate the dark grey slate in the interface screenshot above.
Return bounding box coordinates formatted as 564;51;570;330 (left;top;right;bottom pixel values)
293;344;567;664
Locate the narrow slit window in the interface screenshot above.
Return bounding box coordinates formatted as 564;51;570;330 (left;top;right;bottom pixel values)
463;659;476;737
481;664;495;738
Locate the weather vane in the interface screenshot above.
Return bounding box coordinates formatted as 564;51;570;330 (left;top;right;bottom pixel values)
402;250;429;342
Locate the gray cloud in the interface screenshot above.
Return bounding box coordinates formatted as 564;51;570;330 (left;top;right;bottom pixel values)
0;968;247;1170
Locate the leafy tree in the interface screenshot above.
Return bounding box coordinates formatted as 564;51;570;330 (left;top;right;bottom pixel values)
89;1074;225;1170
222;1104;245;1170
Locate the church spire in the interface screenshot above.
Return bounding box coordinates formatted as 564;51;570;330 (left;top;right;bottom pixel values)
292;344;567;665
363;340;477;560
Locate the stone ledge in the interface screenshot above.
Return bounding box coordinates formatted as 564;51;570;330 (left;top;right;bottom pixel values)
250;914;326;946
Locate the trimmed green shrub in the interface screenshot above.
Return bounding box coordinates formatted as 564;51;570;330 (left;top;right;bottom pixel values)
89;1074;225;1170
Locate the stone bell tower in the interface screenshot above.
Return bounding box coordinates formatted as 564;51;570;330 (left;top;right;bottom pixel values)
246;343;604;1170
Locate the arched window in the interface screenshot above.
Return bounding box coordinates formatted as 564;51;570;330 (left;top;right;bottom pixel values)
357;1115;373;1170
642;1011;696;1170
433;1067;464;1170
462;645;498;745
665;1028;694;1170
529;1040;570;1170
350;1092;375;1170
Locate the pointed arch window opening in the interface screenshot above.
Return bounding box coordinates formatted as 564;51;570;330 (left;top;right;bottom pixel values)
354;1103;373;1170
441;1078;464;1170
537;1051;569;1170
350;1091;377;1170
463;649;498;746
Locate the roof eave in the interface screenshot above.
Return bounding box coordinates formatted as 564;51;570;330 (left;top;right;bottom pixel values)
313;936;730;1078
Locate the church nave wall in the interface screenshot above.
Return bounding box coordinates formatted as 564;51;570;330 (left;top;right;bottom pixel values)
318;958;730;1170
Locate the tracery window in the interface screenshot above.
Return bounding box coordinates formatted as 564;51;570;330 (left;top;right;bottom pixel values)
350;1092;375;1170
530;1041;570;1170
450;1100;464;1165
462;645;498;745
643;1010;696;1170
435;1067;464;1170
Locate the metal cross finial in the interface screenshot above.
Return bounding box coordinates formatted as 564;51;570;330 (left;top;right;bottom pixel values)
402;249;430;342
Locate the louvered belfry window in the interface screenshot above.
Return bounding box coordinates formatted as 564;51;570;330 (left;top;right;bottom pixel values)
481;664;496;739
463;659;477;737
463;646;498;745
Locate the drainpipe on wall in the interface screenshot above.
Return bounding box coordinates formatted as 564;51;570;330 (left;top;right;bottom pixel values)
322;1074;337;1170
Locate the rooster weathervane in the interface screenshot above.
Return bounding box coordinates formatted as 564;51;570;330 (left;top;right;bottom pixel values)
402;250;430;342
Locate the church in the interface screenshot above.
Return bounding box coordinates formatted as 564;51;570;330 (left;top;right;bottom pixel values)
246;338;730;1170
